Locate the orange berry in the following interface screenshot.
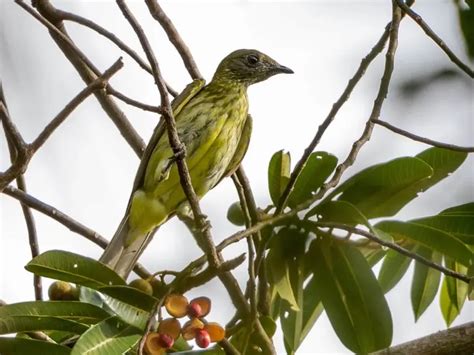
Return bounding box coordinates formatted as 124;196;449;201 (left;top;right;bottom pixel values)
204;322;225;342
189;296;211;317
157;318;181;340
164;293;188;318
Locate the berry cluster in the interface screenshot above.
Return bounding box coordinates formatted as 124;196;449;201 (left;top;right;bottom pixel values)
145;294;225;354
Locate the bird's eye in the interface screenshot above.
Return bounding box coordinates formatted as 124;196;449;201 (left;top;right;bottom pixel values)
247;55;259;65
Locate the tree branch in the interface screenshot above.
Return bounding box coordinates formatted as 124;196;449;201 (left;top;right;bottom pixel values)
19;0;146;157
275;0;414;214
374;321;474;354
0;58;124;191
373;119;474;152
144;0;202;80
2;185;151;279
395;0;474;78
314;222;471;284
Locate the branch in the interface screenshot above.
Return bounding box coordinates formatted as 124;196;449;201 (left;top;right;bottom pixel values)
144;0;202;80
275;0;415;213
374;322;474;354
19;0;146;157
1;88;42;300
395;0;474;78
314;222;471;284
2;185;151;279
0;58;124;191
373;119;474;152
114;1;260;350
106;86;163;114
51;7;177;96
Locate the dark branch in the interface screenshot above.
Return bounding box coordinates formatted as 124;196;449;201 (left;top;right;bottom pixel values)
374;321;474;355
106;86;163;114
315;222;471;284
395;0;474;78
144;0;202;80
19;0;146;157
373;119;474;152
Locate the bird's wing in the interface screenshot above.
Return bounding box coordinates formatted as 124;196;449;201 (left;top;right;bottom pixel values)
131;79;206;194
220;113;253;182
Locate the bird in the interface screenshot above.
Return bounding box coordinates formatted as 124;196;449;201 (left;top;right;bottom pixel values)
99;49;293;278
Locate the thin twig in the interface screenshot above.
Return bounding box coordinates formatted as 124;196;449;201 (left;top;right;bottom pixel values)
144;0;202;80
314;222;471;284
55;8;178;96
19;0;146;157
373;119;474;152
2;185;151;279
0;59;124;192
138;290;170;354
395;0;474;78
275;0;415;214
1;88;42;300
106;86;163;114
30;58;123;152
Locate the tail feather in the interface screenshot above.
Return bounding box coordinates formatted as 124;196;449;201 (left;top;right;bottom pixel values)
99;215;153;279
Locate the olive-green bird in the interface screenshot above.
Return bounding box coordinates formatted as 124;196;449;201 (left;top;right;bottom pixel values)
100;49;293;278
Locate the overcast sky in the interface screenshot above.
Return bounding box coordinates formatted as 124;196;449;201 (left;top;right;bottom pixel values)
1;0;473;353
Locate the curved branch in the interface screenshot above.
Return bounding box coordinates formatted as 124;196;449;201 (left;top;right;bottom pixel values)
373;119;474;152
395;0;474;78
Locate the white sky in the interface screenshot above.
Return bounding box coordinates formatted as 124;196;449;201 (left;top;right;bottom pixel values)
1;0;473;353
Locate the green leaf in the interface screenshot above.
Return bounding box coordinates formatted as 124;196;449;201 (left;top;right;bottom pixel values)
378;246;417;294
412;215;474;244
376;220;473;266
307;200;369;226
99;293;150;330
440;202;474;216
71;316;140;355
0;315;88;335
25;250;125;289
439;258;468;327
333;148;467;218
267;228;307;312
280;251;305;352
0;337;71;355
333;156;433;218
287;152;337;208
0;301;109;324
309;240;392;353
415;147;467;189
172;348;224;355
459;4;474;58
411;248;442;321
98;285;157;312
268;150;291;205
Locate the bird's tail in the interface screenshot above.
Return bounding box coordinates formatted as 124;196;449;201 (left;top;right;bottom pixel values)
99;214;153;279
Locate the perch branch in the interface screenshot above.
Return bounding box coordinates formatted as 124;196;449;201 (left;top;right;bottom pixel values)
372;119;474;152
395;0;474;78
106;87;163;114
144;0;202;80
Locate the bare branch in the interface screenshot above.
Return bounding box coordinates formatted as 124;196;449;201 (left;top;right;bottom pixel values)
2;185;151;279
106;87;162;114
374;321;474;355
144;0;202;80
395;0;474;78
30;58;124;151
0;59;124;191
53;7;178;96
373;119;474;152
314;222;471;284
18;0;146;156
1;88;42;300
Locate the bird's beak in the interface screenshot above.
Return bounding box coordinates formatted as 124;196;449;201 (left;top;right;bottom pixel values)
274;63;294;74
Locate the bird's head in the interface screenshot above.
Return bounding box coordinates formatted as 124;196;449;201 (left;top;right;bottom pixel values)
212;49;293;86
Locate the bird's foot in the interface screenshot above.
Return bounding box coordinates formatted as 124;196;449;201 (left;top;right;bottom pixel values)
197;214;212;233
172;143;187;161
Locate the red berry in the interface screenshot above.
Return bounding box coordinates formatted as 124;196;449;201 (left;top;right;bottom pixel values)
187;302;203;318
157;333;174;349
195;329;211;348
